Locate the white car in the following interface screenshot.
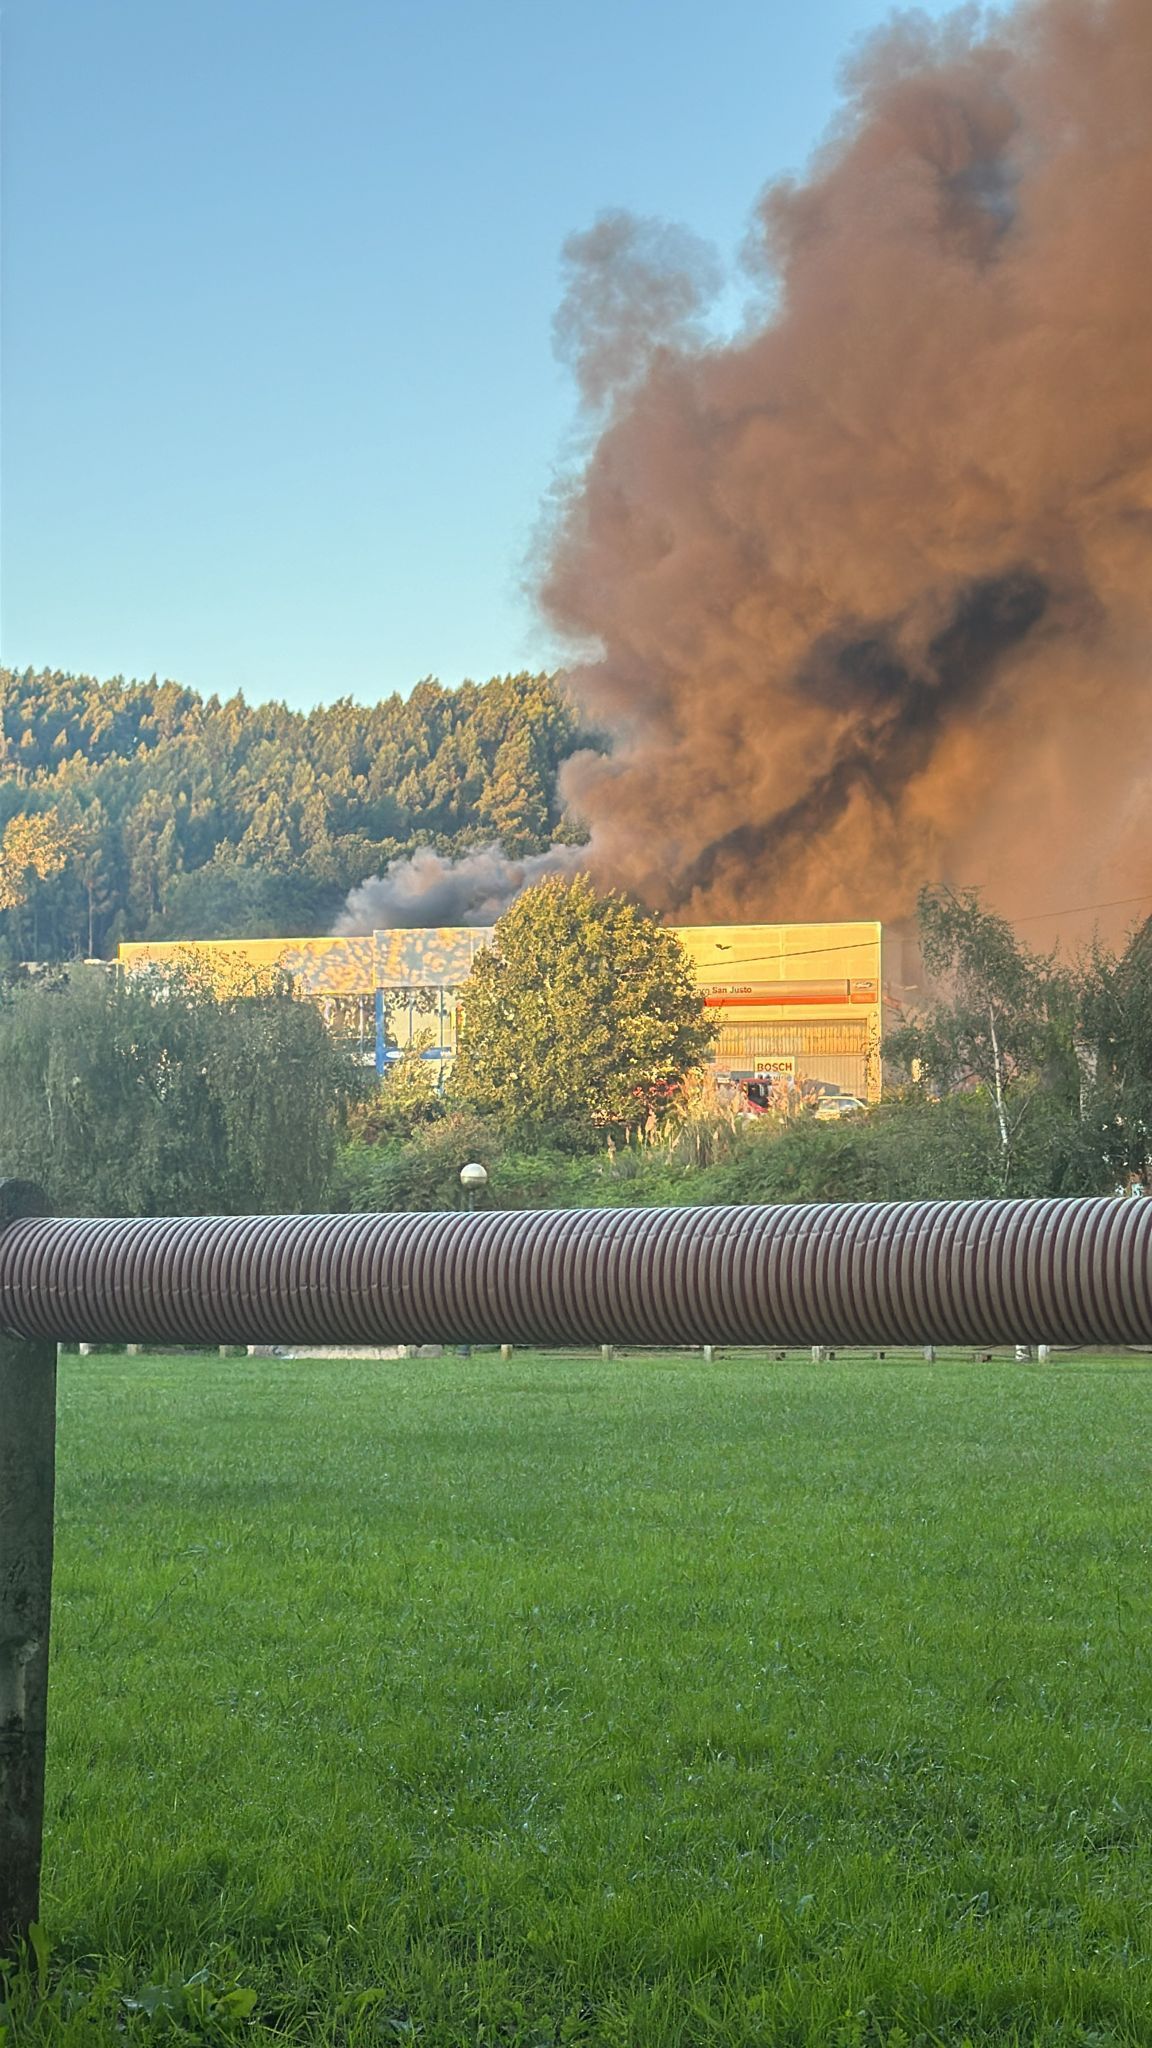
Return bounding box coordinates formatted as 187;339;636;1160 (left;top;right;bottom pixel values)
813;1093;867;1121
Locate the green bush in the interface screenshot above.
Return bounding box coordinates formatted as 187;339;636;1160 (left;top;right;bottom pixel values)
335;1122;699;1214
697;1097;1001;1207
335;1113;503;1212
335;1085;1118;1219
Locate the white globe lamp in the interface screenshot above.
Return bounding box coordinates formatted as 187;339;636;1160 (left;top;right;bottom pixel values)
459;1161;489;1212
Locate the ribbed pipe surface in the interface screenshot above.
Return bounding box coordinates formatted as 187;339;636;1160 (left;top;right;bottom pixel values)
0;1197;1149;1349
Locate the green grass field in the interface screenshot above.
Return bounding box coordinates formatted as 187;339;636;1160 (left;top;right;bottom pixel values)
12;1348;1152;2045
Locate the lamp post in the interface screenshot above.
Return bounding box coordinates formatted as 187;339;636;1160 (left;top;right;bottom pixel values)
459;1161;488;1214
457;1165;489;1357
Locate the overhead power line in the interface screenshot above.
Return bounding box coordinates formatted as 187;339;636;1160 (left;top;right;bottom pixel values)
680;890;1152;975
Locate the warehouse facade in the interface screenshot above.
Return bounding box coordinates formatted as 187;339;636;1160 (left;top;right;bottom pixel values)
119;918;883;1102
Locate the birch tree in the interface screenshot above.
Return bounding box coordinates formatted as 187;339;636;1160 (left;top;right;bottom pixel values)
886;887;1078;1193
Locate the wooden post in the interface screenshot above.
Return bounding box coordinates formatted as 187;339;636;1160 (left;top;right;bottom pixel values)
499;1345;513;1362
600;1344;615;1362
0;1180;55;1952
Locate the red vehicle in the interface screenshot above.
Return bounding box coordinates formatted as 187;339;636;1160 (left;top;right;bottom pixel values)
736;1072;796;1116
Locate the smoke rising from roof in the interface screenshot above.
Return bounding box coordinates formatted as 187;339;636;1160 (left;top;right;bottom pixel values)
541;0;1152;937
334;843;588;933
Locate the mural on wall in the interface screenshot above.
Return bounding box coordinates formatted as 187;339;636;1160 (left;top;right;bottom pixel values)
118;935;379;998
120;921;885;1098
280;938;378;995
373;928;493;991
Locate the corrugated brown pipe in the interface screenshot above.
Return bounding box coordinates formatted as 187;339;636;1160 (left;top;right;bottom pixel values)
0;1196;1149;1349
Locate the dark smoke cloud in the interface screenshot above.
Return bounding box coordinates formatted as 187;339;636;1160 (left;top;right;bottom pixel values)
541;0;1152;939
334;844;588;933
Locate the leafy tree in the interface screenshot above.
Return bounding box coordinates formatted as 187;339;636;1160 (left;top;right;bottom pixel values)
1074;921;1152;1191
347;1035;446;1146
886;887;1078;1192
0;808;79;911
449;876;716;1146
0;806;83;960
0;966;359;1215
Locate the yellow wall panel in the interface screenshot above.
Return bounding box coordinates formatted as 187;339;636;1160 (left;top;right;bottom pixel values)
120;918;884;1099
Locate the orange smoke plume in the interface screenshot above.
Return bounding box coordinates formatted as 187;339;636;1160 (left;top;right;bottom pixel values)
541;0;1152;939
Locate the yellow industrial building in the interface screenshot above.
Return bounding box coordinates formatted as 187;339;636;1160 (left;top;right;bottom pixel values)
119;919;883;1102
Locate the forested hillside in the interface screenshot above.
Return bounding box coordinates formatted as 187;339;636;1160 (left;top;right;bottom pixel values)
0;667;589;958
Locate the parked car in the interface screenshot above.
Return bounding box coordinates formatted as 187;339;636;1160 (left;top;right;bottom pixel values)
813;1093;867;1121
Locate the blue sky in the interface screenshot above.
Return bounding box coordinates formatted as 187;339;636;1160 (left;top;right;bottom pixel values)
2;0;958;711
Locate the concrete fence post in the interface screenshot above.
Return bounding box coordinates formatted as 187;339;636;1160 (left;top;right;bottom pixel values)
0;1181;55;1953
